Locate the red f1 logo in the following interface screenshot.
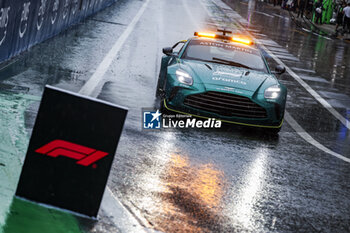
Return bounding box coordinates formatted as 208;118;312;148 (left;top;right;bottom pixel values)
35;140;108;166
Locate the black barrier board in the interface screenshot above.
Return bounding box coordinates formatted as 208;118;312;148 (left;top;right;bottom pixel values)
16;85;127;217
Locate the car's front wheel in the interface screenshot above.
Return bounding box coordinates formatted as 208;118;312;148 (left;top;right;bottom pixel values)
264;127;281;135
155;74;165;98
153;92;169;114
159;98;170;114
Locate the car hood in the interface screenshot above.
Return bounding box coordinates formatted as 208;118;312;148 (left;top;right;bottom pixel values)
181;60;275;92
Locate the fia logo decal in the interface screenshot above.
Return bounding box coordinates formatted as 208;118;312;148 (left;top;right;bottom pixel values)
72;0;79;15
51;0;59;24
63;0;69;20
19;2;30;38
0;7;10;46
37;0;47;30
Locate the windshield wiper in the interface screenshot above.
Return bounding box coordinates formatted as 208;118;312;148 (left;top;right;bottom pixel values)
212;57;252;70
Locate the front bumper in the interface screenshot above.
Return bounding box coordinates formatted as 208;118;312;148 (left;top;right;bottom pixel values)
163;85;285;129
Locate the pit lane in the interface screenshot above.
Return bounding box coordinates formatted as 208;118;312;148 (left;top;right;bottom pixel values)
0;0;350;232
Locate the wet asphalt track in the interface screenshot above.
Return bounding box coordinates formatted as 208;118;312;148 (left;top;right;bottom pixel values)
0;0;350;232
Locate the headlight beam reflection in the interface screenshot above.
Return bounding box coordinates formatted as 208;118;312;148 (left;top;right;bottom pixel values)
229;149;268;230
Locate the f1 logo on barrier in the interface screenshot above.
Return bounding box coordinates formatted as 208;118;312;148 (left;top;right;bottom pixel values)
16;86;128;217
35;139;108;167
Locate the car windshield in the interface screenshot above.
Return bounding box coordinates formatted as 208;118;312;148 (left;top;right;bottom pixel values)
181;40;268;73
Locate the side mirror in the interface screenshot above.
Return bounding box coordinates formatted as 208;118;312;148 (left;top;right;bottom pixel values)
274;65;286;75
162;47;173;56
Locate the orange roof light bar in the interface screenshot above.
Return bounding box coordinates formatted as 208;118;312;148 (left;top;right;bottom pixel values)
232;37;253;45
194;31;254;45
194;32;216;38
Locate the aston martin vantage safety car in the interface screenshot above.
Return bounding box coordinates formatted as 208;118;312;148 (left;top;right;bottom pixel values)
156;30;287;133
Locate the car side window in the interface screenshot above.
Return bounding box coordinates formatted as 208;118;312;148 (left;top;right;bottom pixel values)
172;40;186;55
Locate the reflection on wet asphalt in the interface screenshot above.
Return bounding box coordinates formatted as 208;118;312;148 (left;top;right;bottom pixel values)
0;0;350;232
108;126;350;232
99;0;350;231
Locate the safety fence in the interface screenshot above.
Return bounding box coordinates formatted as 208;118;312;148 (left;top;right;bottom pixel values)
0;0;117;63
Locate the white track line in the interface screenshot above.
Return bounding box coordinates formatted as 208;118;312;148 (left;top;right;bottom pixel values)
79;0;151;229
272;13;285;19
199;0;350;163
101;188;148;232
259;45;350;130
285;111;350;163
79;0;151;97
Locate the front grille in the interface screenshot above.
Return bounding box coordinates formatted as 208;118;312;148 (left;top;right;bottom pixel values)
184;91;267;118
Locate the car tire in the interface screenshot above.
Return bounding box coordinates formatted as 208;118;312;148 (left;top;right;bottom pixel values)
155;83;161;98
155;74;165;98
153;95;168;113
264;127;281;135
159;98;169;114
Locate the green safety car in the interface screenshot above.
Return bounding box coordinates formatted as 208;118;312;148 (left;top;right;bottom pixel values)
156;30;287;133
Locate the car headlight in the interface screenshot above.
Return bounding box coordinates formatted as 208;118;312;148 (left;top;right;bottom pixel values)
264;85;281;99
176;70;193;86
